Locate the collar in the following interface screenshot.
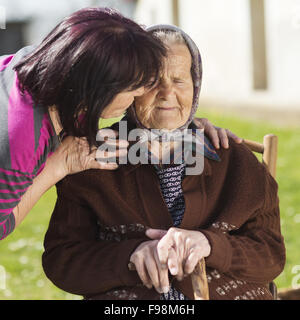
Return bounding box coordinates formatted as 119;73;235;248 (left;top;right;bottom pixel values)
112;118;221;175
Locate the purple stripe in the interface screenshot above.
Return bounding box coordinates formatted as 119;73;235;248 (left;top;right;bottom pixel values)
0;212;13;218
0;179;30;185
34;113;53;172
8;215;11;234
0;55;14;72
0;198;20;203
8;76;36;173
0;220;8;226
0;208;13;214
7;217;10;236
0;168;34;179
0;187;27;194
36;162;46;176
0;223;6;240
0;212;15;239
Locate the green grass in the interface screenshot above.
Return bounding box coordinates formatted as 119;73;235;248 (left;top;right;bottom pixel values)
0;110;299;299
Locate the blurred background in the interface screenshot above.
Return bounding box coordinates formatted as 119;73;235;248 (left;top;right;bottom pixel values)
0;0;299;300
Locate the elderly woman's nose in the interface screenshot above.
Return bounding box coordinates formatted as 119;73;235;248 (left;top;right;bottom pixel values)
158;82;174;98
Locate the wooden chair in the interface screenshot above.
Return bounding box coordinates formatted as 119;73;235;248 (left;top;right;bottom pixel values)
192;134;278;300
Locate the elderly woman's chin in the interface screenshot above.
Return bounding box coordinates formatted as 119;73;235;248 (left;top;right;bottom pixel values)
156;119;184;131
140;110;189;130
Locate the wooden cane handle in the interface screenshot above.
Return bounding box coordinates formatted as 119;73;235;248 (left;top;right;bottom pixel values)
129;259;209;300
191;258;209;300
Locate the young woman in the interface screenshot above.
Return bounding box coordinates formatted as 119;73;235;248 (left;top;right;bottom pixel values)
0;7;241;240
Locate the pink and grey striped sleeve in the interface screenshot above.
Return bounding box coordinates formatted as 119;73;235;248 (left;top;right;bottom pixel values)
0;46;58;240
0;169;34;239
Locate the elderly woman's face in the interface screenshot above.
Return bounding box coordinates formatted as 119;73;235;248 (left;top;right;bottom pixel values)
135;44;193;130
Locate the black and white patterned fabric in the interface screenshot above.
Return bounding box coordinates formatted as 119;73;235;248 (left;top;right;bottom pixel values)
154;163;189;300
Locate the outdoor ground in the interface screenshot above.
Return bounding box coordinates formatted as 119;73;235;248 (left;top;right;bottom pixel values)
0;108;299;299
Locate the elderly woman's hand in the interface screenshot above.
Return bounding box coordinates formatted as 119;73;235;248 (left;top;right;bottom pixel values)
145;227;211;281
193;118;243;149
129;239;177;294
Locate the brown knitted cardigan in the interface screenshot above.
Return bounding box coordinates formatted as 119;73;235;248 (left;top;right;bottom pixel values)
42;133;285;300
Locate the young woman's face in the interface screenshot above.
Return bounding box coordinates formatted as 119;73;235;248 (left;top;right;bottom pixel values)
101;87;145;119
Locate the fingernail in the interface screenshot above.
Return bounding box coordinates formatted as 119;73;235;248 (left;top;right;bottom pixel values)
157;288;164;294
170;267;178;275
162;286;169;293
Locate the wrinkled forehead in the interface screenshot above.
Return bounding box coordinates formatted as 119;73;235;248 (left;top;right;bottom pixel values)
164;44;192;77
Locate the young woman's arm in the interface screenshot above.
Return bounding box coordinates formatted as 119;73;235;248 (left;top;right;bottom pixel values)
12;152;65;227
5;136;123;234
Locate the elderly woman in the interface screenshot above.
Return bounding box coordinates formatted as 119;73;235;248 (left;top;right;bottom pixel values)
42;25;285;300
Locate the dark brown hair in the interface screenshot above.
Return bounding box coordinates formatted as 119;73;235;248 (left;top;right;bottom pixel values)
15;7;166;146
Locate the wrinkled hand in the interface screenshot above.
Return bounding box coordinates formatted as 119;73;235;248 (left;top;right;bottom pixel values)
49;130;128;178
193;118;243;149
146;228;211;281
129;240;176;294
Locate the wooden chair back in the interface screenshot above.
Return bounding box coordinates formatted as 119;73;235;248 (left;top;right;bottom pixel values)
191;134;278;300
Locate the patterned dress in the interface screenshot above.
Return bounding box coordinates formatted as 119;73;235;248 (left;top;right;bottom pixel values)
154;163;189;300
146;126;220;300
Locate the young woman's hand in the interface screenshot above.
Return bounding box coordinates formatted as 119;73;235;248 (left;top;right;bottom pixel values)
47;131;128;179
193;118;243;149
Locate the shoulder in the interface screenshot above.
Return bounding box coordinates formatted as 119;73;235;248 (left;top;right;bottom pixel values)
0;46;36;73
226;137;277;188
55;169;108;204
208;137;274;199
0;103;52;174
56;164;130;205
0;47;55;174
215;137;265;174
